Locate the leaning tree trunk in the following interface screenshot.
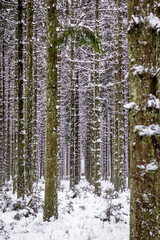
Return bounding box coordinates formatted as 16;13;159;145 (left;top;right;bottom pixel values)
43;0;58;221
127;1;160;239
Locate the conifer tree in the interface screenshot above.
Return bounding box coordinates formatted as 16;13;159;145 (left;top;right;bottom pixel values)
44;0;58;221
113;0;127;191
70;0;75;190
5;59;11;182
0;45;3;190
127;0;160;239
94;0;101;196
17;0;25;199
25;0;34;196
75;71;80;184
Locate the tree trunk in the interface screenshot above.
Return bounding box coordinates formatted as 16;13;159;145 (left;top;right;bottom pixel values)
113;0;126;192
75;71;80;184
43;0;58;221
70;0;75;190
17;0;25;199
94;0;101;196
25;0;34;196
128;1;160;239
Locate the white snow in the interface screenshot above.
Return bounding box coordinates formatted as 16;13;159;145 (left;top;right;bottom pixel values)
131;15;139;25
0;179;130;240
132;64;148;75
96;138;102;143
146;162;158;172
123;102;136;110
148;94;160;109
137;165;145;170
147;13;160;30
134;124;160;136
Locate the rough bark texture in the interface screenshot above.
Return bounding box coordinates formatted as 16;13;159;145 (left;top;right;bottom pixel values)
0;45;3;190
43;0;58;221
70;0;75;190
94;0;101;196
113;0;126;191
17;0;25;199
32;15;38;184
128;0;160;239
6;59;11;182
2;39;6;185
75;72;80;184
85;63;94;185
25;0;34;196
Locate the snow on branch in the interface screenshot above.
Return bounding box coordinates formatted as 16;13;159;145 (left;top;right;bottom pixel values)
148;94;160;109
147;13;160;30
146;162;158;172
123;102;136;110
132;64;148;75
134;124;160;137
127;15;144;32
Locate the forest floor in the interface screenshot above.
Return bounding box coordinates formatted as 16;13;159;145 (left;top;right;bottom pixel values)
0;178;130;240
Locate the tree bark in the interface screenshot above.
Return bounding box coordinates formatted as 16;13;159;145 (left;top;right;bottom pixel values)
43;0;58;221
128;1;160;239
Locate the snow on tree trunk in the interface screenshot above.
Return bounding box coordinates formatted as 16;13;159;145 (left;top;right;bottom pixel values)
25;0;34;196
113;0;127;192
127;0;160;239
16;0;25;199
43;0;58;221
94;0;101;196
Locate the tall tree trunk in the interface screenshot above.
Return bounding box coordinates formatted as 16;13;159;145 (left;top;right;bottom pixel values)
127;1;160;239
2;38;6;185
70;0;75;190
94;0;101;196
113;0;126;192
32;11;38;183
0;45;3;190
5;59;11;182
75;71;80;184
25;0;34;196
17;0;25;199
13;22;18;194
44;0;58;221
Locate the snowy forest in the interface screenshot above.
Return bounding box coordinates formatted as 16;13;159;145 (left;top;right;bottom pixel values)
0;0;159;239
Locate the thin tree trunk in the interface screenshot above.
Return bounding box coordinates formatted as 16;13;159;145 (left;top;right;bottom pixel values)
70;0;75;190
75;71;80;184
25;0;34;196
94;0;101;196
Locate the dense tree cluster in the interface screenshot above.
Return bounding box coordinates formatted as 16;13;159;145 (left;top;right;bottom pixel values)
0;0;159;239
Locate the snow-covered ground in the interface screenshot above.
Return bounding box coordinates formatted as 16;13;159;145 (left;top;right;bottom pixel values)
0;178;130;240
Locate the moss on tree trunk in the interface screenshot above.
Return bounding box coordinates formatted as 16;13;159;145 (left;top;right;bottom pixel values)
43;0;58;221
127;0;160;239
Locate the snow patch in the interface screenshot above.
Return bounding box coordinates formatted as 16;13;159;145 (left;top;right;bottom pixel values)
148;94;160;109
0;179;130;240
132;64;148;75
148;13;160;30
146;162;158;172
123;102;136;110
134;124;160;136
